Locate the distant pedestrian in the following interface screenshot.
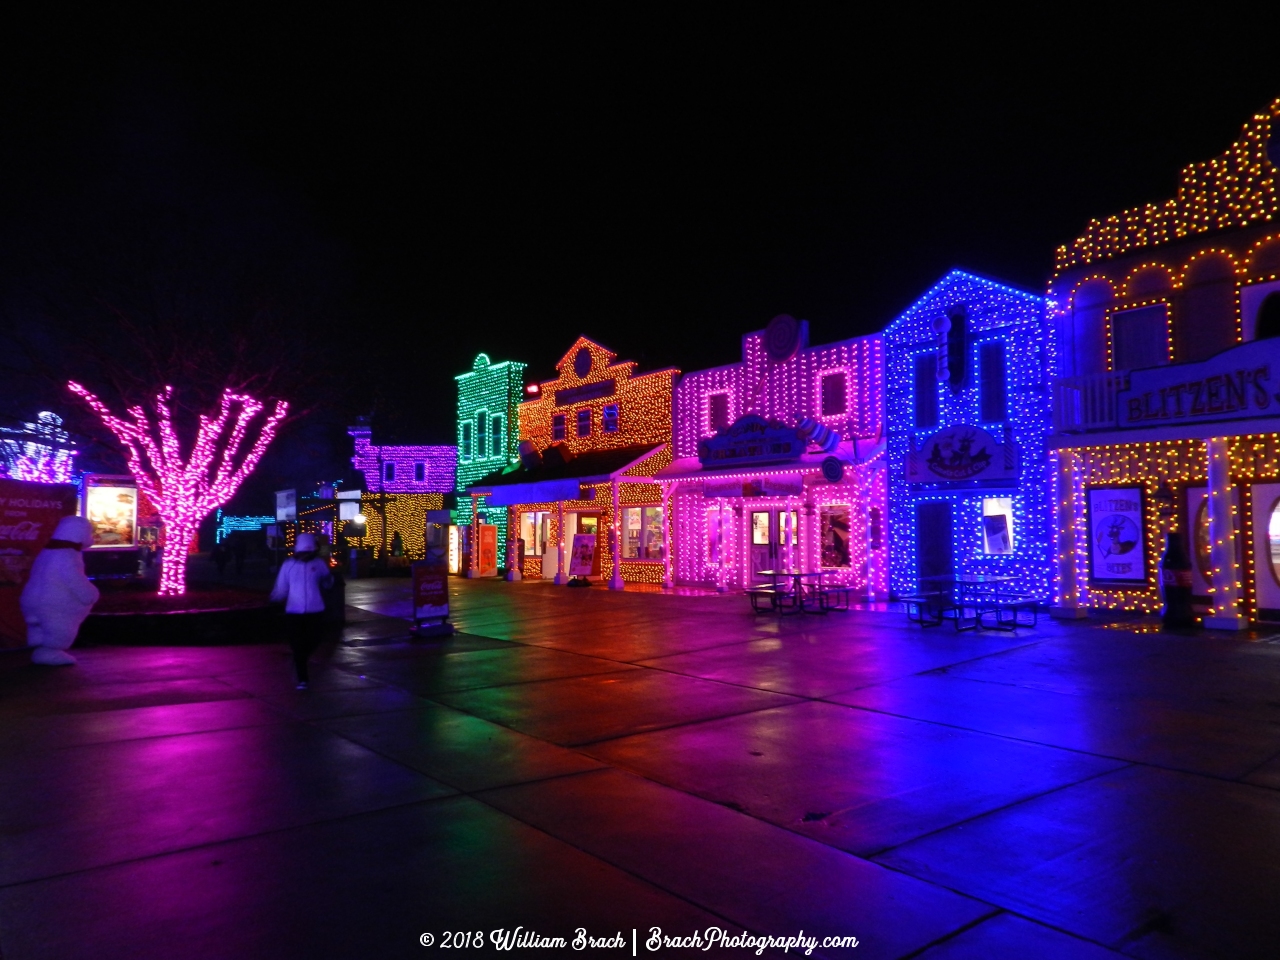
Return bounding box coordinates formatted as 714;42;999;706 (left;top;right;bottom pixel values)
230;534;247;575
269;533;332;689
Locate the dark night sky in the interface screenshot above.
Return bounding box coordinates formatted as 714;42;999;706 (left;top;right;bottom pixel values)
2;11;1279;508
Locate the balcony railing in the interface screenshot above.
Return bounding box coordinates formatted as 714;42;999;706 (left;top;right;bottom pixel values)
1053;372;1128;433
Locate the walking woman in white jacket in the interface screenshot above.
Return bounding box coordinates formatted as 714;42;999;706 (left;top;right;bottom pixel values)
270;533;333;689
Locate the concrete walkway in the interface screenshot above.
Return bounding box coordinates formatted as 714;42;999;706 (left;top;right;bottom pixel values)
1;578;1278;959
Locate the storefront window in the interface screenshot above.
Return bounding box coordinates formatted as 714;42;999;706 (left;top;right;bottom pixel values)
518;511;551;556
552;414;566;441
1268;499;1280;587
751;511;770;545
603;404;619;433
706;506;721;562
623;506;664;560
820;505;851;568
709;394;730;431
576;408;592;437
982;497;1015;554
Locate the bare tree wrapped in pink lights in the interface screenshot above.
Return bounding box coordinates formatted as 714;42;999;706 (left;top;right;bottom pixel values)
68;381;288;596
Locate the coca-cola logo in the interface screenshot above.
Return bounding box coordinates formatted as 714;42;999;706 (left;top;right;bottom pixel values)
0;521;42;541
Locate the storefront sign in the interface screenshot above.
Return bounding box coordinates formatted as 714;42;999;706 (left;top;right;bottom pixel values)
1117;337;1280;427
477;524;498;577
555;379;616;407
698;414;805;467
412;561;449;620
1087;486;1147;584
0;479;77;648
82;475;138;549
907;426;1019;483
568;533;597;576
275;489;297;523
704;474;805;499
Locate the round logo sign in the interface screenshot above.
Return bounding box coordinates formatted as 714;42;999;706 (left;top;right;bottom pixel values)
573;347;592;378
821;456;844;483
764;314;801;363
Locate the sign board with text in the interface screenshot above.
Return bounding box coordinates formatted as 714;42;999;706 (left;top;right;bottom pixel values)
1117;337;1280;428
1087;485;1148;585
0;479;77;648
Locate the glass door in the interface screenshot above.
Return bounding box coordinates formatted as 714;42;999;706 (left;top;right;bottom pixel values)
748;509;799;584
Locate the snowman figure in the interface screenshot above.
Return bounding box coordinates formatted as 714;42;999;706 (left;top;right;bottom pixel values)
20;515;100;666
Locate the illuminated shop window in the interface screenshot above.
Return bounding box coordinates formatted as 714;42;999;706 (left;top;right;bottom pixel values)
414;462;425;482
819;505;851;568
623;506;664;560
913;355;937;429
752;511;770;545
576;408;592;437
602;404;619;433
518;510;551;556
979;343;1007;422
820;372;847;416
1266;500;1280;589
706;505;722;563
709;393;730;431
384;462;396;483
981;497;1014;554
461;422;472;459
552;414;566;441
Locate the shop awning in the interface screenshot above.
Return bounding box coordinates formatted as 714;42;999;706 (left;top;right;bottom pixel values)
465;444;665;506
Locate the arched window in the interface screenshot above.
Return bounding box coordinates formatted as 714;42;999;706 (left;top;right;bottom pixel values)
1257;292;1280;340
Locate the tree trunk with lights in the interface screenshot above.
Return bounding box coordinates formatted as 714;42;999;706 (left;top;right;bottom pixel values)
69;381;288;597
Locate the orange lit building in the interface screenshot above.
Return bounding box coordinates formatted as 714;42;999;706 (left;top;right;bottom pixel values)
466;337;677;586
1050;97;1280;627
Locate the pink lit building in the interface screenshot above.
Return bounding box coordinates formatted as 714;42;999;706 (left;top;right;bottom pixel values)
348;420;457;494
656;317;888;596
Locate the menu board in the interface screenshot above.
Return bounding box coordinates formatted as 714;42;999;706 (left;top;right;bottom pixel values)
83;475;138;549
1087;486;1147;584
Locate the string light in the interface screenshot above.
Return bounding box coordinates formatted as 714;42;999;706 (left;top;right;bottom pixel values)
68;381;287;596
345;493;445;560
509;337;675;584
670;327;886;594
1054;98;1280;272
455;353;527;567
884;270;1053;600
0;412;76;483
348;426;456;495
214;510;274;543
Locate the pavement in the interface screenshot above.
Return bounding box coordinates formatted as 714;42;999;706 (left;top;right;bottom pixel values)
1;574;1279;959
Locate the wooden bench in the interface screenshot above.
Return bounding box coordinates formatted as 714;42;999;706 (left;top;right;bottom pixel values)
746;586;800;614
814;584;851;612
901;592;952;626
978;596;1038;630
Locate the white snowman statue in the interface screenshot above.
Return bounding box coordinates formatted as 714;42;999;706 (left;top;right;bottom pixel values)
21;515;100;666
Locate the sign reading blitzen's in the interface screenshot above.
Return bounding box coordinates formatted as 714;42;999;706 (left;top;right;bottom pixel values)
1117;338;1280;428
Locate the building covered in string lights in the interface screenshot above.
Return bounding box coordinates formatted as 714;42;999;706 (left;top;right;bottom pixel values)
454;352;527;570
884;271;1053;602
0;412;77;484
347;420;456;560
657;316;887;595
466;336;676;586
1049;97;1280;627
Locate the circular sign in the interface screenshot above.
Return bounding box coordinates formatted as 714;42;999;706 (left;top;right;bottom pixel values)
573;347;592;378
764;314;801;363
821;456;844;483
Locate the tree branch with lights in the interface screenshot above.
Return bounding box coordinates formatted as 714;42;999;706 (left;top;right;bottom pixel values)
69;381;288;596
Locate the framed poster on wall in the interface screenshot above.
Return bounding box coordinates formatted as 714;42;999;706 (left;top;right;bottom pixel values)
1086;485;1147;585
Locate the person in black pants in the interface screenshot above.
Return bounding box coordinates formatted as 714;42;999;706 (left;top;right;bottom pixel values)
269;533;333;689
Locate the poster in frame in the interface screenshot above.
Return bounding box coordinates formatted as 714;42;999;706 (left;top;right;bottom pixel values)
81;474;138;550
1086;485;1148;585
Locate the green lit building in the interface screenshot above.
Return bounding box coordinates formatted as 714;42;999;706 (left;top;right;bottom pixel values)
455;352;527;569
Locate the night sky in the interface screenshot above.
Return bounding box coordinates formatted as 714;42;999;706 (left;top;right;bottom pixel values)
2;12;1279;510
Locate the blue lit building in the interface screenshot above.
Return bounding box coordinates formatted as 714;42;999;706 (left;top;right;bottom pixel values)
883;270;1054;600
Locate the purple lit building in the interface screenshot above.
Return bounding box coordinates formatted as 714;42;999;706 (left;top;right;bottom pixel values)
657;316;887;596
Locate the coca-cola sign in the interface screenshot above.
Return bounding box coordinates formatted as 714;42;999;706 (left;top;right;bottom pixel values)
0;478;77;648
